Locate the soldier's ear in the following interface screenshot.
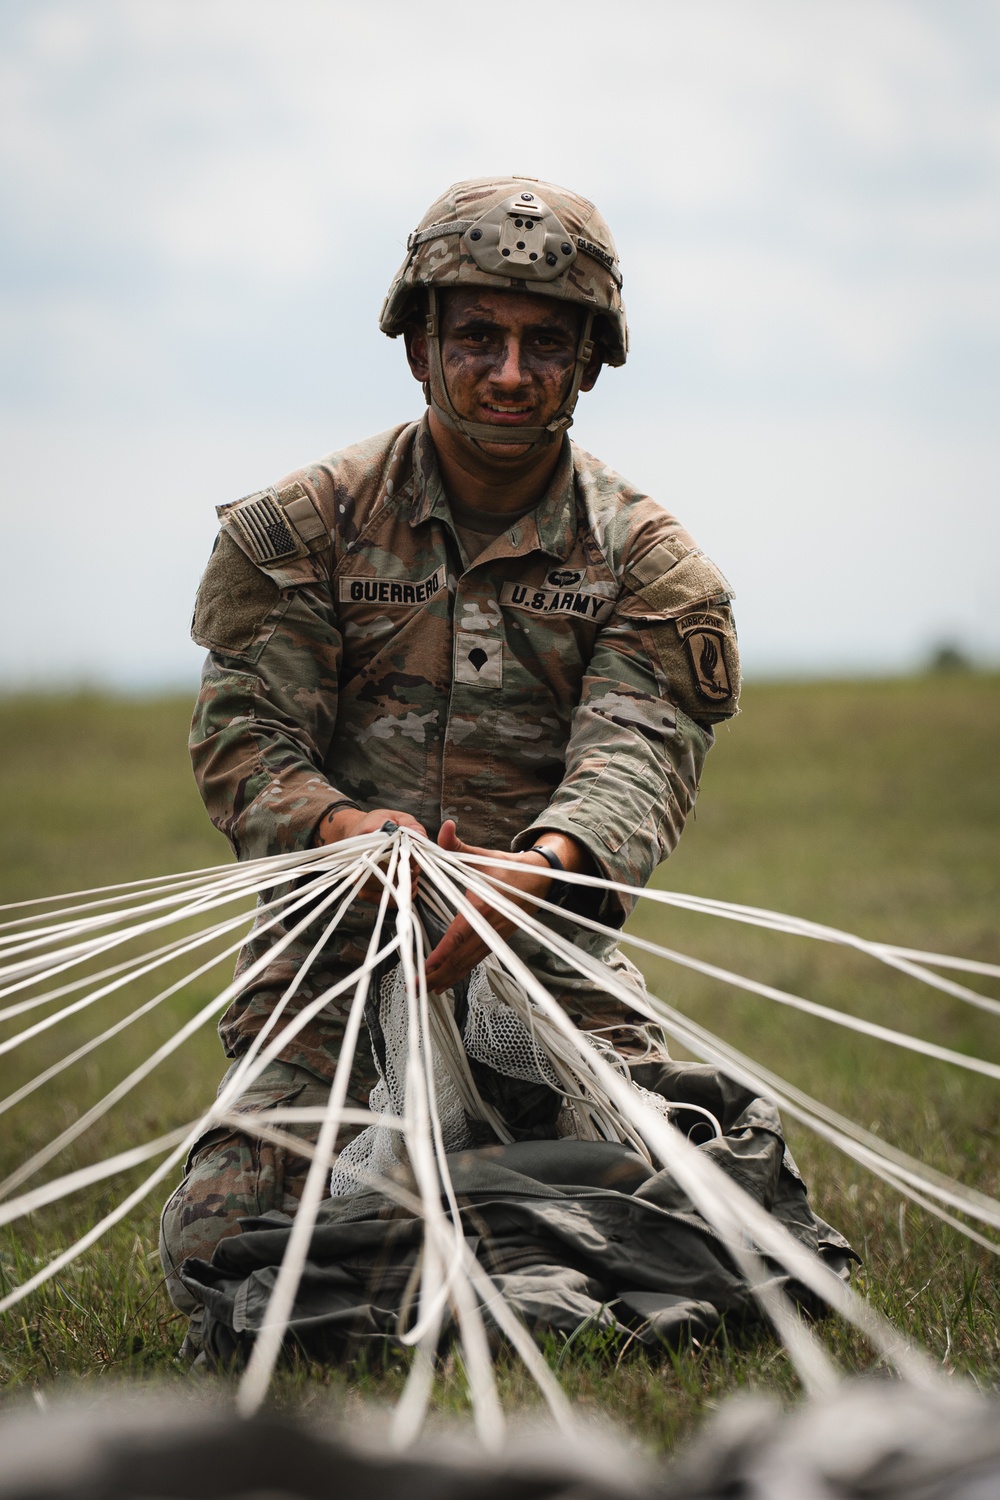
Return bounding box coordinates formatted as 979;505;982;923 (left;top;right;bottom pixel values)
579;353;603;394
404;323;430;383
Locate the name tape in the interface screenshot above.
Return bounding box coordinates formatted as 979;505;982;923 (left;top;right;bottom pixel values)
338;565;447;607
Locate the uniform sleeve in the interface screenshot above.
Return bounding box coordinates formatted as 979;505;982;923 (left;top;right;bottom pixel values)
189;506;355;861
513;540;740;927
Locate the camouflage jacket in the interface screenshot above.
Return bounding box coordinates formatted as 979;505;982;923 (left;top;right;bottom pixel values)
191;418;739;934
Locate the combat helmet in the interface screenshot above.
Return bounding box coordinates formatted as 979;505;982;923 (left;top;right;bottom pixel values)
380;176;628;452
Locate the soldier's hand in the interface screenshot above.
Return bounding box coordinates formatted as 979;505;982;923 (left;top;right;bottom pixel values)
314;806;427;902
423;821;589;993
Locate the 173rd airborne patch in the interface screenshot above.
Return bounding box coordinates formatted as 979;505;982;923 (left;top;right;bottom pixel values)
675;611;733;701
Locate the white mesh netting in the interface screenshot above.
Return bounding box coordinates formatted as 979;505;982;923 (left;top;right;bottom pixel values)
330;959;560;1197
328;948;681;1200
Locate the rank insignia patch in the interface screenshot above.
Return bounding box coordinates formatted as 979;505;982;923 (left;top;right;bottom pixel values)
685;630;731;701
454;632;502;686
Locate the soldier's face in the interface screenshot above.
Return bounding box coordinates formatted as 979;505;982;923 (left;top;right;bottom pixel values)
409;288;601;451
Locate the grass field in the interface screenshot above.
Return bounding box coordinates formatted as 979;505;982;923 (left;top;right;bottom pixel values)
1;675;998;1448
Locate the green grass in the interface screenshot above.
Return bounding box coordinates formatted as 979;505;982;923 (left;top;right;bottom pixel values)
0;676;998;1449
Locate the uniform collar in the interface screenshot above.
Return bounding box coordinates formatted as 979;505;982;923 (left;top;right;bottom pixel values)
407;415;578;562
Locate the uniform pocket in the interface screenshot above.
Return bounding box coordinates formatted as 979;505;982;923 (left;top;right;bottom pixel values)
573;751;664;854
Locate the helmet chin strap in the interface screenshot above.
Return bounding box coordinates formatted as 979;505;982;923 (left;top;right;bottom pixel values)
423;288;596;459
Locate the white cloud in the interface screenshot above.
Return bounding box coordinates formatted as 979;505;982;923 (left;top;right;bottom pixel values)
0;0;998;681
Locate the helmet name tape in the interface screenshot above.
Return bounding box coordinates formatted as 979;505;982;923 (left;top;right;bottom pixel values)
464;196;577;283
576;235;621;283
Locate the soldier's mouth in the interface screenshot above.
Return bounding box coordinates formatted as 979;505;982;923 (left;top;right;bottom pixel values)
480;401;535;424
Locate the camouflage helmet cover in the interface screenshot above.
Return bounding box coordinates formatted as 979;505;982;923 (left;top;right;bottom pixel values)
380;175;628;367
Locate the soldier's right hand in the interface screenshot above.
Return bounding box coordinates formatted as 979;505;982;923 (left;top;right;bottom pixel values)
313;806;426;902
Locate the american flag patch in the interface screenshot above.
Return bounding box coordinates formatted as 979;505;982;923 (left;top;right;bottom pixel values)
227;489;300;566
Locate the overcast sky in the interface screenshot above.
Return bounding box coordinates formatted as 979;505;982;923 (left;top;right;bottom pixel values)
1;0;998;688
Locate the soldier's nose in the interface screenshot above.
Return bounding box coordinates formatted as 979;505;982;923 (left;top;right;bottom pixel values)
492;338;527;389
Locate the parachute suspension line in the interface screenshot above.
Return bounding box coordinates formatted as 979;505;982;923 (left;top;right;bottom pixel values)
451;851;1000;1006
0;854;401;1316
415;840;983;1386
441;852;1000;1240
236;839;403;1418
2;826;996;1424
0;854;374;1200
409;840;846;1398
0;840;363;926
0;836;387;1008
395;841;505;1448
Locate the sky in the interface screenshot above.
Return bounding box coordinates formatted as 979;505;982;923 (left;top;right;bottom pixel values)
1;0;998;689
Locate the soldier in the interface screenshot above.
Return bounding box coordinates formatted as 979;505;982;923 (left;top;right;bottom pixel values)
159;176;740;1351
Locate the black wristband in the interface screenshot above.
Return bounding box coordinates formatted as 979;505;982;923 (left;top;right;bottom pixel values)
528;844;569;907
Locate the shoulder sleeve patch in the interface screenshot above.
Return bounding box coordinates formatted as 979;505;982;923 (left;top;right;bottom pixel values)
192;530;281;657
645;603;741;725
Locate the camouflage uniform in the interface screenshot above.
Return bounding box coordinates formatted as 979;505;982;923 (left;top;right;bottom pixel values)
160;178;740;1317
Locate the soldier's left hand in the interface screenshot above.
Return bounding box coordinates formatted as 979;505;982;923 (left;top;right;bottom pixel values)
423;821;588;993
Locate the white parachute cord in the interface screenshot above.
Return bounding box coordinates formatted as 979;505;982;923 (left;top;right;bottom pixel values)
0;1128;192;1228
642;892;1000;1017
410;846;842;1397
236;840;401;1417
0;866;342;1062
625;888;1000;999
407;873;504;1450
0;916;256;1028
0;841;370;943
0;853;376;1201
444;855;1000;1083
413;841;939;1392
391;839;505;1449
865;1167;1000;1256
0;910;402;1313
0;889;315;1117
0;840;398;1122
449;858;1000;1236
229;1112;575;1437
0;853;342;1003
0;843;344;921
0;857;303;969
0;836;382;997
0;861;273;956
870;947;1000;980
0;927;252;1121
448;853;1000;1012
